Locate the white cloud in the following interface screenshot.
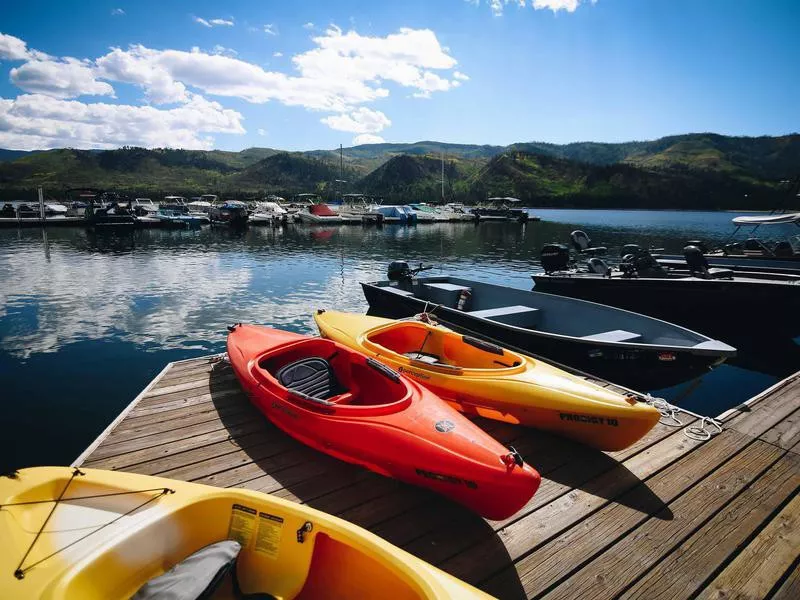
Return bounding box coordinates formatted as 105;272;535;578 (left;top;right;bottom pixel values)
2;26;465;143
352;133;384;145
0;32;50;61
194;16;234;28
273;51;283;58
111;8;125;16
320;107;390;134
470;0;587;15
10;58;115;99
213;45;238;57
257;128;267;136
0;93;245;150
263;24;278;36
303;22;315;30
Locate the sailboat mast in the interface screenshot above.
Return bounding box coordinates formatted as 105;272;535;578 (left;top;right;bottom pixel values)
441;152;444;202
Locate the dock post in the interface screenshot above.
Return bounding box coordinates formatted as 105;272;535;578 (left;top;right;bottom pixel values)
38;186;45;221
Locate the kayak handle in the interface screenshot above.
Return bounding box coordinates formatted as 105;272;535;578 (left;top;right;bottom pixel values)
463;336;504;356
366;358;401;383
502;446;524;468
288;390;335;407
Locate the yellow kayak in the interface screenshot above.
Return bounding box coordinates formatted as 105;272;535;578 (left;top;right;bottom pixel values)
314;310;661;451
0;467;492;599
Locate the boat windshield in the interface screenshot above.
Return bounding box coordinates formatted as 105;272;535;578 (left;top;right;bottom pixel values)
367;323;522;370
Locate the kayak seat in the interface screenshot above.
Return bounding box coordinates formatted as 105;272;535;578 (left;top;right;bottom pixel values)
581;330;642;343
277;358;348;400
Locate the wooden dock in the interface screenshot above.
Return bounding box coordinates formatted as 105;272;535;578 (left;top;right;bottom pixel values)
75;357;800;599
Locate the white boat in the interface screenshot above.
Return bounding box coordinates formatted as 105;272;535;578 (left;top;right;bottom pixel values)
44;202;68;216
249;201;289;225
298;203;343;224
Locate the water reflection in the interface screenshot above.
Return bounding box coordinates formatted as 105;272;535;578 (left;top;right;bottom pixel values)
0;214;797;469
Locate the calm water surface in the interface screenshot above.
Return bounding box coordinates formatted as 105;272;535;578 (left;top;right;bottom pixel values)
2;209;797;471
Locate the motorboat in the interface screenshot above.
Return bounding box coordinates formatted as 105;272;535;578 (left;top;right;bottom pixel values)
249;201;288;225
298;203;343;224
471;197;531;223
369;205;417;224
656;207;800;270
361;261;737;389
210;200;249;228
86;202;136;230
532;243;800;338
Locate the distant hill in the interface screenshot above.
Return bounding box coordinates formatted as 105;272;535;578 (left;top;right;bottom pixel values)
359;154;466;202
0;133;797;208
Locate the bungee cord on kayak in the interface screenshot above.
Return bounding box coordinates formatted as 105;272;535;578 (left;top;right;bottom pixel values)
1;468;174;579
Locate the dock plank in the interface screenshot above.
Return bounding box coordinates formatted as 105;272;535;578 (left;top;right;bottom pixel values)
691;487;800;600
74;358;800;600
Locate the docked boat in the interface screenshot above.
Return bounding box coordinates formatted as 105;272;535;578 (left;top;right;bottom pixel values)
314;310;661;450
370;205;417;224
210;200;249;228
0;467;491;599
298;203;343;224
86;201;136;230
249;201;288;225
532;243;800;338
471;198;531;223
227;323;540;520
361;262;737;389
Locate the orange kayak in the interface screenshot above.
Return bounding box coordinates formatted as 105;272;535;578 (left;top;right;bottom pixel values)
227;324;540;520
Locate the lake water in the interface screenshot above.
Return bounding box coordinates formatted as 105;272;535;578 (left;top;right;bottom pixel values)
2;209;797;472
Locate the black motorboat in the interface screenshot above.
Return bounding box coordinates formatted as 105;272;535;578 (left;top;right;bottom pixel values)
86;200;136;229
532;243;800;338
210;201;249;228
471;197;530;223
657;206;800;270
361;261;736;389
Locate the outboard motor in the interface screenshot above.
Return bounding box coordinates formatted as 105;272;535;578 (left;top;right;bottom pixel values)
540;243;570;274
587;257;611;276
570;230;607;255
387;260;412;282
686;240;709;254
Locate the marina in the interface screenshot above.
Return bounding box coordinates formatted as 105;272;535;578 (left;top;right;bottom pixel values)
72;355;800;599
2;209;798;598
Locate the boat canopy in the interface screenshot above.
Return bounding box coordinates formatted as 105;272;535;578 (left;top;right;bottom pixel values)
488;197;522;202
732;212;800;226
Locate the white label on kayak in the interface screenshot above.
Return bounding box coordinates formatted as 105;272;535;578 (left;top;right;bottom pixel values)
255;512;284;559
227;504;257;548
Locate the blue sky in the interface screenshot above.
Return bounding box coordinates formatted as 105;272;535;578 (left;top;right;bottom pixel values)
0;0;798;151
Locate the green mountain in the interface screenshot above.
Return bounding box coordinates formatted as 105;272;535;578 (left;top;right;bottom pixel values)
0;133;797;208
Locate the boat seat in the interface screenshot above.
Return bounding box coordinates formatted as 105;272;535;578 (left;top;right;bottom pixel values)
423;282;471;306
403;351;441;364
277;357;347;400
467;305;541;328
383;286;414;297
705;267;735;279
581;330;642;343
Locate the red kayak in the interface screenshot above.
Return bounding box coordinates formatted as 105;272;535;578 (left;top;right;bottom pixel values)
227;324;540;520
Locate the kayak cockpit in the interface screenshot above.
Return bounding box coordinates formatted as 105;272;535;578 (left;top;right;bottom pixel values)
364;321;525;372
254;338;413;412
